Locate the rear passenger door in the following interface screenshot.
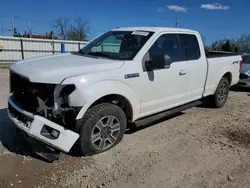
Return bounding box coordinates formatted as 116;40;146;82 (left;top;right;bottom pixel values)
180;34;207;102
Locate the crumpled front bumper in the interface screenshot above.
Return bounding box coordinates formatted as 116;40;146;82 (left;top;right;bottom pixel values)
7;96;79;153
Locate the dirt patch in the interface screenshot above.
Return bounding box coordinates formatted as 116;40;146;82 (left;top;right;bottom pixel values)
0;154;92;188
223;128;250;149
1;68;250;188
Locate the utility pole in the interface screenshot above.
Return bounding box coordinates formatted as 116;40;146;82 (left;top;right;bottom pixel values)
11;16;14;36
175;16;178;28
28;20;31;35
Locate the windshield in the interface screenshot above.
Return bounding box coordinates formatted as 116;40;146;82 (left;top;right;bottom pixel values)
79;30;154;60
242;55;250;64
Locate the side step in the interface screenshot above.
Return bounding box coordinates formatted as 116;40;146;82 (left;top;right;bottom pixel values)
134;100;203;127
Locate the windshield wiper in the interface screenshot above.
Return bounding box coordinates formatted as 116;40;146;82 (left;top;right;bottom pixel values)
87;52;111;59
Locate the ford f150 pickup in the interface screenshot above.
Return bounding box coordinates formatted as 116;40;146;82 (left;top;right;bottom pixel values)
8;27;242;157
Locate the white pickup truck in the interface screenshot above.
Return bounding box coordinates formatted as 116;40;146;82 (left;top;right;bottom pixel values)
8;27;242;157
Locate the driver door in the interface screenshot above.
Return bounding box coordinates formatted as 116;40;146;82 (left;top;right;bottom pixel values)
140;34;188;117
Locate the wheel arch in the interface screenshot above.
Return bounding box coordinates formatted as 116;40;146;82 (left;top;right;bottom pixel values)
212;71;232;95
222;72;232;85
75;81;140;122
89;94;134;122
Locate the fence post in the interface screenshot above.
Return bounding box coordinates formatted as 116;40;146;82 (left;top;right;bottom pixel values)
52;41;55;54
20;39;24;60
78;42;81;51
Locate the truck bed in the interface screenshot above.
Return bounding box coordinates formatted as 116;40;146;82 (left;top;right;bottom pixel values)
203;54;241;97
205;50;241;59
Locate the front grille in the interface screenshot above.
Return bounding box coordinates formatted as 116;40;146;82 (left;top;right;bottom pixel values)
10;71;30;93
8;102;33;127
13;94;39;112
10;71;38;112
9;71;55;114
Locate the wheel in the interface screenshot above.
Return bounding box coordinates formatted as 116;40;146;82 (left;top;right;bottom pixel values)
75;103;127;156
208;77;230;108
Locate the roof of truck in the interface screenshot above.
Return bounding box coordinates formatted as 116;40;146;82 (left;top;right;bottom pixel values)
112;27;196;33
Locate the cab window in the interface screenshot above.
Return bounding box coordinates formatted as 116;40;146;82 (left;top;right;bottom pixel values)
148;34;183;62
180;34;201;60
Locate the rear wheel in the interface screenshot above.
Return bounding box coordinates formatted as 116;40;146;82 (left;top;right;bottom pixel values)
208;77;229;108
75;103;127;156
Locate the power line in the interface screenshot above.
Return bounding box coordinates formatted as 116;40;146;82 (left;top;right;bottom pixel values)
0;15;54;36
0;15;51;26
30;20;51;25
14;16;29;22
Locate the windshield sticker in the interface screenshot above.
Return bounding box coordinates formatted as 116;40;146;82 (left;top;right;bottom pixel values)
132;31;149;36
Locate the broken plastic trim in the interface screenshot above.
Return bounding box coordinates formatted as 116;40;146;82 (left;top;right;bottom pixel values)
60;84;76;97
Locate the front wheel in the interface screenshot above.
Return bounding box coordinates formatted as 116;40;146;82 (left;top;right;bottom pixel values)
75;103;127;156
208;77;230;108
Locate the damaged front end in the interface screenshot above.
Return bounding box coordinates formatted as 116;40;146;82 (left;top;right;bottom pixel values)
8;71;80;155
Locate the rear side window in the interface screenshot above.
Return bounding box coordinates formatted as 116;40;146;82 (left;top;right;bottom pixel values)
148;34;183;62
181;34;201;61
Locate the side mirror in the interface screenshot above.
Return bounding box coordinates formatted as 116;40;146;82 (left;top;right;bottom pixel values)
146;55;172;70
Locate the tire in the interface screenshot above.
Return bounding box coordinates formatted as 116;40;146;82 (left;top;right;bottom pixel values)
208;77;230;108
75;103;127;156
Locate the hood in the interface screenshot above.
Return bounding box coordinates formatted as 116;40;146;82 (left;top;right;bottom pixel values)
10;53;124;83
241;63;250;74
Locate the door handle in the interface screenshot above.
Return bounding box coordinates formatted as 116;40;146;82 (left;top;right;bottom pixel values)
179;70;187;75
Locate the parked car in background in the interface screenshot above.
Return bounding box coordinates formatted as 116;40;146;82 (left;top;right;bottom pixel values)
237;54;250;87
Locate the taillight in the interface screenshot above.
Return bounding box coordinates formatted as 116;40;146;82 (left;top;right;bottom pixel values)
239;60;243;72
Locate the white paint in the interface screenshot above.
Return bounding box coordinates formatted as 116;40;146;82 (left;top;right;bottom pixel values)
10;53;124;83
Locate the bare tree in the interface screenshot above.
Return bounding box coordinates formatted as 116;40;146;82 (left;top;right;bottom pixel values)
210;39;227;51
221;40;232;52
233;34;250;53
53;17;89;41
210;34;250;53
67;18;89;41
53;18;71;40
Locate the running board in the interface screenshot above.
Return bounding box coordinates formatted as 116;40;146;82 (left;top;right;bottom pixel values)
134;100;203;127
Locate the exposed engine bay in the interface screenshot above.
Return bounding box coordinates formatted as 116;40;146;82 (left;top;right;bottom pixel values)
10;71;80;130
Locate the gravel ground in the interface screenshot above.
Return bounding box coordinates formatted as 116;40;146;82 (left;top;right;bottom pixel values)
1;68;250;188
